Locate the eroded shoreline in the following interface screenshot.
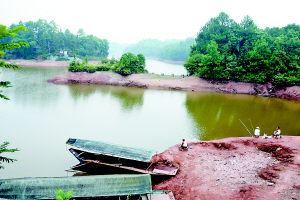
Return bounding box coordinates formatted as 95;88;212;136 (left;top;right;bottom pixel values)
47;71;300;101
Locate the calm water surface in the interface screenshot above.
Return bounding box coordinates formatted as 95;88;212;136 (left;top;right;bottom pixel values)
1;60;300;178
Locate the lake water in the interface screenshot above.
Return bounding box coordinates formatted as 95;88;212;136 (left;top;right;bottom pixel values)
1;60;300;178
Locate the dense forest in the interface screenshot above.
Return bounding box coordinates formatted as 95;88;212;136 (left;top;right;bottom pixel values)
185;12;300;86
124;38;195;61
2;19;109;60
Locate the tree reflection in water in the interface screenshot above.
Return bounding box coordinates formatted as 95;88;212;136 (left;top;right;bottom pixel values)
185;91;300;141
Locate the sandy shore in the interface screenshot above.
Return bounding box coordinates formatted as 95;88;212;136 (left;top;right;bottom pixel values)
47;72;300;101
151;136;300;200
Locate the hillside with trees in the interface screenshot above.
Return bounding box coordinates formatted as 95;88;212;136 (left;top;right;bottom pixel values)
124;38;195;61
184;12;300;86
2;19;109;60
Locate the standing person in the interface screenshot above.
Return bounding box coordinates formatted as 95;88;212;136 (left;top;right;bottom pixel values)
273;126;281;139
180;139;188;151
254;127;260;138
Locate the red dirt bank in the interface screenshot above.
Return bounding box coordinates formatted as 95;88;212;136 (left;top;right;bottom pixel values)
151;136;300;200
47;72;300;101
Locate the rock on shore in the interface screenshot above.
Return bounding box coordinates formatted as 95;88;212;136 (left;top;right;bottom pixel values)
47;72;300;101
151;136;300;200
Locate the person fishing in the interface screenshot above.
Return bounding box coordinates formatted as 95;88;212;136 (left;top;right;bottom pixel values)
273;126;281;139
254;127;260;138
180;139;188;151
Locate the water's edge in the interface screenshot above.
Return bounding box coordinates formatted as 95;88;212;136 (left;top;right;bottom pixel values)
48;71;300;102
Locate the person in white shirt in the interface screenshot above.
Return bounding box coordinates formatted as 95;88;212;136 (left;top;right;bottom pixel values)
273;126;281;138
254;127;260;138
180;139;188;151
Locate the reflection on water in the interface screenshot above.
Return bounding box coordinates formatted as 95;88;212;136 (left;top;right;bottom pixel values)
0;67;67;106
185;92;300;140
67;85;145;111
0;60;300;179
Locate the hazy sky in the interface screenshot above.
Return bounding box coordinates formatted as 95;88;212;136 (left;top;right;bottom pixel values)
1;0;300;44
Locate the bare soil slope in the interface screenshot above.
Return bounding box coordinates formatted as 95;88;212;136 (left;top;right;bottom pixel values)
151;136;300;200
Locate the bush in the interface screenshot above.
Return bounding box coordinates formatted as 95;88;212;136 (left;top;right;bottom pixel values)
101;58;109;64
114;53;146;75
68;54;146;76
96;64;111;71
109;57;118;64
56;189;73;200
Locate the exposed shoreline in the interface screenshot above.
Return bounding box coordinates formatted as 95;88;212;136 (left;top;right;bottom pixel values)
151;136;300;200
4;59;300;101
47;71;300;101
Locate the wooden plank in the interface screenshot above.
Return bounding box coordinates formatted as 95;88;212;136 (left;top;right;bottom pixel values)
83;160;178;176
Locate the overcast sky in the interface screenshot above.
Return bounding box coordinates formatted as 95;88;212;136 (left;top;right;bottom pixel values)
1;0;299;44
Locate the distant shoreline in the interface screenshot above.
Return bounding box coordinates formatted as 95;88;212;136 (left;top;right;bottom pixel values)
3;58;184;68
146;57;185;65
3;59;69;68
47;71;300;102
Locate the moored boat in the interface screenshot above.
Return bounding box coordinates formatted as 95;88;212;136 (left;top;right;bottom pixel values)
0;174;175;199
66;138;178;176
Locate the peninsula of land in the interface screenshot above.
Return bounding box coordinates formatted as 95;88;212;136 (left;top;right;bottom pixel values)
48;71;300;101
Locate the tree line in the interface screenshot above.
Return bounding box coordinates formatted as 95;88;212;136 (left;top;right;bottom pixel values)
2;19;109;60
184;12;300;87
124;38;195;61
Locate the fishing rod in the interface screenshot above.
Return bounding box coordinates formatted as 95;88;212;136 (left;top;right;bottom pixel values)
249;118;254;132
239;119;253;137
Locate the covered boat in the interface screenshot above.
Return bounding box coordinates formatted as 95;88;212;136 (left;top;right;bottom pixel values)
66;138;178;176
0;174;175;199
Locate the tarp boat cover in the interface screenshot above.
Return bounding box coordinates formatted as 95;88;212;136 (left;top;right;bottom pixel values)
66;138;156;162
0;174;152;199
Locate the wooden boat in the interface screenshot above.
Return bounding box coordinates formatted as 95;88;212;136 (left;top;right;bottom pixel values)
0;174;175;200
66;138;178;176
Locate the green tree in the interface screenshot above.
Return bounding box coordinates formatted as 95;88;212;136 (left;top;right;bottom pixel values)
0;24;29;100
0;141;19;169
5;20;109;60
185;12;300;86
114;53;146;75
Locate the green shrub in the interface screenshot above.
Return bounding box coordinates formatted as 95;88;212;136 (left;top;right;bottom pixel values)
56;189;73;200
68;54;145;76
101;58;109;64
96;64;111;71
114;53;146;75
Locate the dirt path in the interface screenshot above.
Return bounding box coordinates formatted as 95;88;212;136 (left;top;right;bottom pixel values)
151;136;300;200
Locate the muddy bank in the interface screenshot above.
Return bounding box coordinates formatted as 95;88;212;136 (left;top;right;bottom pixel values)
151;136;300;200
47;72;300;101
